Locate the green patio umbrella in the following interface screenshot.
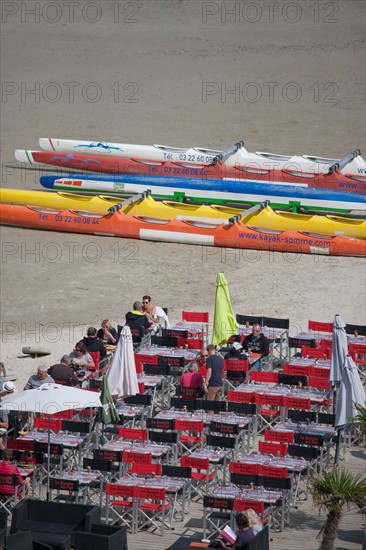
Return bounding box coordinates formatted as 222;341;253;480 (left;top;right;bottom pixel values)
100;373;119;425
212;272;239;346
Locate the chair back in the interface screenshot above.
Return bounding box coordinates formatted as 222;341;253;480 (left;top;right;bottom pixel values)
175;419;204;432
283;397;311;410
181;456;209;470
250;372;278;384
129;463;162;476
224;359;249;373
229;462;260;476
118;427;148;441
262;317;289;329
33;418;62;431
264;430;294;444
308;376;330;390
105;483;136;498
122;451;152;465
227;401;256;415
301;347;325;359
233;498;264;514
94;449;123;463
49;477;79;492
162;465;192;478
258;441;288;456
7;439;35;452
308;321;333;333
83;458;113;472
135;486;166;501
88;351;100;372
227;390;255;403
261;465;288;478
236;314;262;326
278;374;308;387
182;311;209;323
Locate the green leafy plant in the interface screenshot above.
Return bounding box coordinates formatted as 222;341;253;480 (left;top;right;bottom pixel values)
351;402;366;439
309;468;366;550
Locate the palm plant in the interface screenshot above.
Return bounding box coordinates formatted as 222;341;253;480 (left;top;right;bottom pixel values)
351;402;366;440
310;468;366;550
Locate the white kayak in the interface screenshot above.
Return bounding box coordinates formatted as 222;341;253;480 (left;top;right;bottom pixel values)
39;137;366;177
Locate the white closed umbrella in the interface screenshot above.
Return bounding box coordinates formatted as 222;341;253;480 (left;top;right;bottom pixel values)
0;383;101;498
335;355;366;427
107;325;139;397
329;314;348;388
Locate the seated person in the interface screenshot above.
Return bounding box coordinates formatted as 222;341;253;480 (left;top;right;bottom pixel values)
180;362;204;394
69;341;95;371
0;362;6;377
224;342;248;382
125;301;154;333
0;449;25;495
245;508;263;535
24;365;54;390
83;327;107;359
97;319;118;345
0;409;9;451
220;512;255;549
18;450;35;466
48;355;80;387
142;295;170;328
242;324;270;372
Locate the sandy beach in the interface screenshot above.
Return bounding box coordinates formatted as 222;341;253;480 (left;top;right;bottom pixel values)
1;1;365;391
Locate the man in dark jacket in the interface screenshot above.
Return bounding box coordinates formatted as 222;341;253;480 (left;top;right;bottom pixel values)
242;324;269;371
125;301;153;332
83;327;107;359
48;355;80;387
224;341;248;382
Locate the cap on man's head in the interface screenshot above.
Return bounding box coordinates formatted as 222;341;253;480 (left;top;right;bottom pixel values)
3;381;15;393
232;341;243;352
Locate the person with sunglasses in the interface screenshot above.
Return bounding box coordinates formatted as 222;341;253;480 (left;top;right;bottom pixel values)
69;341;95;370
196;347;209;377
242;324;269;371
142;295;170;328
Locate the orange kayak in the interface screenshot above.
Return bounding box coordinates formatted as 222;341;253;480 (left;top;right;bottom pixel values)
1;203;365;257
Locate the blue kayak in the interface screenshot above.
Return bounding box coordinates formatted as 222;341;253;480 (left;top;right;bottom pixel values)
40;173;366;212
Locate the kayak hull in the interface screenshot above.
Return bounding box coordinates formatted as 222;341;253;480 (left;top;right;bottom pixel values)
39;137;366;177
1;188;365;240
16;150;366;194
0;203;365;257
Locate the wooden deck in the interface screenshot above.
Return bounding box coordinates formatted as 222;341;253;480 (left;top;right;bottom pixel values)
126;445;366;550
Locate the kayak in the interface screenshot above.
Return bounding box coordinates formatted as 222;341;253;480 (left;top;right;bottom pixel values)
40;174;366;213
16;149;366;195
39;137;366;177
1;202;365;257
1;188;365;240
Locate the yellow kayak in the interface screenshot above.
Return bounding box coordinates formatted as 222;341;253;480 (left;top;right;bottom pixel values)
1;188;365;239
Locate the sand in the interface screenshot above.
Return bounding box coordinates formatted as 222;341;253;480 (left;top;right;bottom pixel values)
0;0;365;390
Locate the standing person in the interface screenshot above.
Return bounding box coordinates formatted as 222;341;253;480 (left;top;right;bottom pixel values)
48;355;80;387
196;348;209;378
242;324;269;371
24;365;54;390
204;344;224;401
